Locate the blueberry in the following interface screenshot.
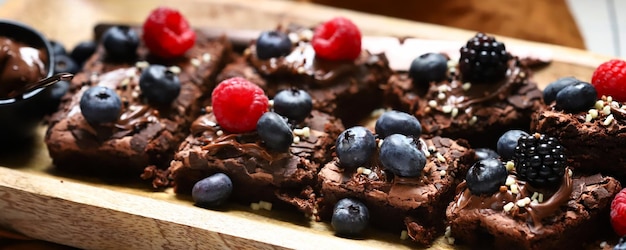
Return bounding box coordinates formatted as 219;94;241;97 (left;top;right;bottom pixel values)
80;86;122;124
555;81;597;113
466;158;508;195
497;130;529;160
379;134;426;177
543;76;579;104
374;110;422;139
336;126;376;168
192;173;233;208
255;31;292;60
408;53;448;87
475;148;500;161
70;41;97;66
331;198;369;236
272;89;313;122
53;54;80;74
257;112;293;152
139;64;181;105
49;40;67;56
101;26;139;60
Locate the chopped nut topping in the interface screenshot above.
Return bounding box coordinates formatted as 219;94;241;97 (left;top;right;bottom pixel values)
437;92;446;100
451;108;459;118
595;100;605;110
191;58;201;67
250;203;261;210
510;183;519;194
436;153;446;162
293;136;300;144
299;29;314;41
468;116;478;126
362;168;372;175
442;105;453;113
428;100;437;108
356;167;365;174
602;105;612;115
288;33;299;44
538;193;544;203
216;130;224;137
603;114;615;126
439;170;446;176
503;202;515;212
516;197;531;207
400;230;408;240
135;61;149;69
168;66;181;75
585;114;593;123
505;161;515;172
268;100;274;107
462;82;471;91
202;53;212;62
505;176;515;186
259;201;273;210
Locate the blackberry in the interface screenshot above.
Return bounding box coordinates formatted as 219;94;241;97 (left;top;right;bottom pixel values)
459;32;510;84
513;133;567;188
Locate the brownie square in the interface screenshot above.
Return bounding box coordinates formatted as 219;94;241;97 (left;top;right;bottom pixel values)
216;25;393;127
45;29;230;177
383;55;543;148
446;171;621;250
316;136;474;245
531;98;626;177
157;109;344;215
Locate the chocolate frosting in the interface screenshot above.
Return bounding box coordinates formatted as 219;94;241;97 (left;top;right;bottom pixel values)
453;170;573;232
0;36;48;98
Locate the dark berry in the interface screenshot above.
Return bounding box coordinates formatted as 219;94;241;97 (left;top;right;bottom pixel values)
379;134;426;177
255;31;292;60
408;53;448;87
555;81;597;113
615;236;626;250
459;32;510;83
497;130;529;161
53;54;79;74
139;64;181;105
49;40;67;56
101;26;139;60
513;133;567;188
466;158;508;195
257;112;293;152
212;77;269;133
374;110;422;139
272;89;312;122
80;86;122;124
475;148;500;161
336;126;376;168
70;41;97;66
543;77;580;104
331;198;369;236
192;173;233;207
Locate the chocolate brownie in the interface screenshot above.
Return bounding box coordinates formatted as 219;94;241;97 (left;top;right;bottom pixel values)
383;34;543;148
317;136;475;245
532;96;626;177
446;171;621;250
216;24;392;127
45;26;230;177
155;109;343;215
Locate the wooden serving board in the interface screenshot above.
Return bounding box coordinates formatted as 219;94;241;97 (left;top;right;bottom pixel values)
0;0;622;249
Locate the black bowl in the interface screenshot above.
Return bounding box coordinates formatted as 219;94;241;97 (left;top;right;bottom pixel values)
0;19;55;141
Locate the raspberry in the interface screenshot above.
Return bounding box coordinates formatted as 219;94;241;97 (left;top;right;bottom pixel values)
513;133;567;188
459;33;510;84
142;7;196;58
311;17;361;61
611;188;626;236
591;59;626;102
212;77;268;133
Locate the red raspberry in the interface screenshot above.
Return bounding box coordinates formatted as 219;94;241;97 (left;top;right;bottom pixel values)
311;17;362;61
611;188;626;236
212;77;268;133
142;7;196;58
592;59;626;101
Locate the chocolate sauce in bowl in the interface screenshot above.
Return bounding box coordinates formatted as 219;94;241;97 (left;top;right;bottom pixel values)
0;36;50;99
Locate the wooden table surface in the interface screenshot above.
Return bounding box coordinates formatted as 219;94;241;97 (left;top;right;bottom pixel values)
0;0;622;249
